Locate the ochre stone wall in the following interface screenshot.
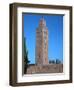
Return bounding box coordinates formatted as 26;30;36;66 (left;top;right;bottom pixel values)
26;64;63;74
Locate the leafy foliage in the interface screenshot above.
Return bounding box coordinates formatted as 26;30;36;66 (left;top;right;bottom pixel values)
49;59;62;64
56;59;61;64
24;37;30;74
49;60;55;64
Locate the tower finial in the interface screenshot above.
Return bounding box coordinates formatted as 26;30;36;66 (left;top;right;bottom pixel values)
39;16;46;27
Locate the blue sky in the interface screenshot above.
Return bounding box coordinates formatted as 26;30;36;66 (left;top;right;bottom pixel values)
23;13;63;64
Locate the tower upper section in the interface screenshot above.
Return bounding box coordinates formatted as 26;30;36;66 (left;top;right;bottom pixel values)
39;17;46;27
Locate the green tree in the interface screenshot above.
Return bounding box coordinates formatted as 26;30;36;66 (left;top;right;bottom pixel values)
56;59;61;64
52;60;55;64
24;37;30;74
49;60;55;64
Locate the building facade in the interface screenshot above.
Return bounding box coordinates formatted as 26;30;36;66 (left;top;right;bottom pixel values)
36;17;49;65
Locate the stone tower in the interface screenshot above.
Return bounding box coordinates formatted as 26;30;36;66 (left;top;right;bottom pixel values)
36;17;49;65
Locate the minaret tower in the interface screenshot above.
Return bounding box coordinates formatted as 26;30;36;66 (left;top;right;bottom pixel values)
36;17;49;65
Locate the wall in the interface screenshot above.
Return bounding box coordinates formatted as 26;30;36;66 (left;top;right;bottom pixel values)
0;0;74;90
27;64;63;74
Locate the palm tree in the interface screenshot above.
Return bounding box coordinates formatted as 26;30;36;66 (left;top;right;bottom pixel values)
24;37;30;74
